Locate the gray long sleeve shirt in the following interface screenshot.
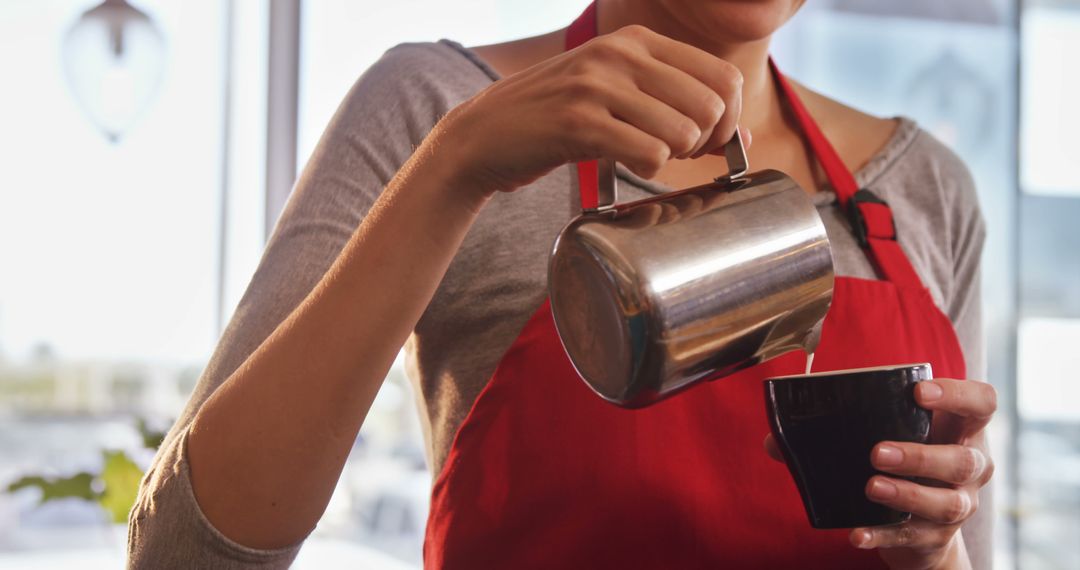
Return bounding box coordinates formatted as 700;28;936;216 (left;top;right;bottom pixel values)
127;40;989;569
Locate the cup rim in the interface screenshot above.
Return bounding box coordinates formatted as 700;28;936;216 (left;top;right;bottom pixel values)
765;362;931;382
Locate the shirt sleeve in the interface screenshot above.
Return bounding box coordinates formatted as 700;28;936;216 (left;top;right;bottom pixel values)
945;158;987;385
941;152;991;570
126;42;485;568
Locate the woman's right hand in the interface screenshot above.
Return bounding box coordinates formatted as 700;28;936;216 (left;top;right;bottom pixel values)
435;25;745;199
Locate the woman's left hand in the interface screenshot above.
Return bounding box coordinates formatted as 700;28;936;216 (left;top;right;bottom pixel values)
765;378;997;569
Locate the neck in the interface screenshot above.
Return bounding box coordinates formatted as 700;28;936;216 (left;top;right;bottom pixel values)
595;0;784;138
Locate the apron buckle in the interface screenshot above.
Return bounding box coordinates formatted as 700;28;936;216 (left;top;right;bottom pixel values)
847;188;897;249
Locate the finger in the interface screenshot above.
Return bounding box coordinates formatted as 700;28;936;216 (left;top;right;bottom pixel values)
631;29;743;155
871;442;992;486
579;112;670;179
602;85;705;159
916;379;997;435
865;475;976;525
692;75;741;159
628;56;727;157
850;519;955;551
763;434;783;463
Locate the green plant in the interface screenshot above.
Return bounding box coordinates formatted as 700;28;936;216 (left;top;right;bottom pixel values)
5;418;168;523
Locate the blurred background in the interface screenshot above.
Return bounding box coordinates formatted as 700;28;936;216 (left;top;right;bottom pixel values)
0;0;1076;568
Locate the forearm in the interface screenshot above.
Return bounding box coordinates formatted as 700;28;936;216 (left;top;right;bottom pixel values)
187;136;489;550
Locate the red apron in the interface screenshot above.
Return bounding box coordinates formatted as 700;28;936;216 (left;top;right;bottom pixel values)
424;4;967;568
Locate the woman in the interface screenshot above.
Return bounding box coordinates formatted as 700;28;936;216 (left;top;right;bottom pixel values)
128;1;996;568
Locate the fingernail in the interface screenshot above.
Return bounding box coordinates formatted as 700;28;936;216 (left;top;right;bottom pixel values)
875;445;903;467
920;382;944;402
852;529;873;549
742;126;753;148
869;478;898;500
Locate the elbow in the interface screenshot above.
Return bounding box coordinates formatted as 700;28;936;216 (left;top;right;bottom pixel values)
124;431;304;569
125;468;176;569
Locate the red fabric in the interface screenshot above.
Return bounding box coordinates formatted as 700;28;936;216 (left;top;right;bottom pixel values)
855;201;924;289
868;237;925;290
860;202;895;239
423;3;967;567
576;157;598;210
856;202;924;289
565;0;597;51
425;279;965;569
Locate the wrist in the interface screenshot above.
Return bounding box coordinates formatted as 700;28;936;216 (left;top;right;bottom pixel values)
422;106;504;206
932;534;971;570
407;132;494;216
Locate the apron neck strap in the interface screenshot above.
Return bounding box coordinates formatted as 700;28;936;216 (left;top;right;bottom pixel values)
563;2;925;290
768;60;857;206
566;1;597;51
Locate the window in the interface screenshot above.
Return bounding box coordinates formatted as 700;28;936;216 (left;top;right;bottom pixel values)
1016;2;1080;568
0;0;228;566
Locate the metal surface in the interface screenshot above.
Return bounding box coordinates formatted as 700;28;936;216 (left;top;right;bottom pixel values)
594;158;617;212
716;129;749;182
549;139;834;407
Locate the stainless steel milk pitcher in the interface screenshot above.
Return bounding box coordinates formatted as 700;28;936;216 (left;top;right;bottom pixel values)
548;132;835;408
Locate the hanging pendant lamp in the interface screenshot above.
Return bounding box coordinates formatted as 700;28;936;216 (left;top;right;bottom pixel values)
62;0;166;142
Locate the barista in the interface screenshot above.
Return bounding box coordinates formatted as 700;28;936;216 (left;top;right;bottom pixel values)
129;1;996;568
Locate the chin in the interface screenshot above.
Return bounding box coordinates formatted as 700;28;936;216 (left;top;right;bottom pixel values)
656;0;805;44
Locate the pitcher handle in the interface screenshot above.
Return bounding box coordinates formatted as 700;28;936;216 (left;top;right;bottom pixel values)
589;128;749;213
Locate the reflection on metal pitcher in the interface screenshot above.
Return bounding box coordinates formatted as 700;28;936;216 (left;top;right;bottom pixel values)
548;132;835;407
